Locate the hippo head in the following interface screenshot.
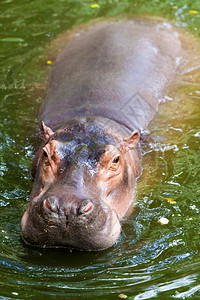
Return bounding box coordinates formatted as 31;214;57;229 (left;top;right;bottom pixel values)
21;117;141;251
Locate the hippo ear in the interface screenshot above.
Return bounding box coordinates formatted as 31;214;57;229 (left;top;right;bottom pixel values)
122;129;140;151
41;121;54;142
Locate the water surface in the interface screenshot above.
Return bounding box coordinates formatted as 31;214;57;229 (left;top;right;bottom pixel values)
0;0;200;299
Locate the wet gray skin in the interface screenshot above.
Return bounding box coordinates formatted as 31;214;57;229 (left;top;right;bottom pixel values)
21;19;182;251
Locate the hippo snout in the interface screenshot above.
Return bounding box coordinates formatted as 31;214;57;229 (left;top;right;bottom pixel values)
21;193;121;251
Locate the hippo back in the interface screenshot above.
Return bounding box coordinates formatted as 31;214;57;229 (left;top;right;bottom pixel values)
39;20;181;131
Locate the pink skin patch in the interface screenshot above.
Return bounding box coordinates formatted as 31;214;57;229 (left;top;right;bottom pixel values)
79;201;94;214
44;199;51;210
83;202;93;214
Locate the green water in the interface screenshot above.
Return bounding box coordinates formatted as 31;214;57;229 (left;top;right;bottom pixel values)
0;0;200;299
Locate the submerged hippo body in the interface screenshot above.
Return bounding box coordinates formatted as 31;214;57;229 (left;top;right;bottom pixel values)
21;20;181;250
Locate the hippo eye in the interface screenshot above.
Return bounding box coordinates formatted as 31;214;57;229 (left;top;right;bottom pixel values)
112;156;120;164
109;155;121;172
43;150;48;158
43;149;50;164
43;149;50;167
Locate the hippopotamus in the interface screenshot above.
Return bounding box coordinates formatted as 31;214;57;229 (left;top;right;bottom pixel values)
21;19;181;251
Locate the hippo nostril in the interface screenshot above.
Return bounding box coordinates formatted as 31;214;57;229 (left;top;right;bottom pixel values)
44;199;51;210
78;199;94;215
44;196;58;213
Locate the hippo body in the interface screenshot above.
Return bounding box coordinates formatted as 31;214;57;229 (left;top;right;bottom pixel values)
40;21;181;131
21;20;181;251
